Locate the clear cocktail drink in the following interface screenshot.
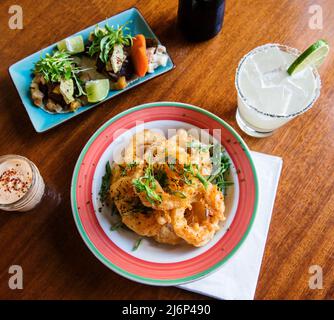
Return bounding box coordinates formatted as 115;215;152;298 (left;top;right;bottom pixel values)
235;44;321;137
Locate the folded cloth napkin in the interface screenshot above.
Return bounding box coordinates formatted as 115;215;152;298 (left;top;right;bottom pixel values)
178;151;283;300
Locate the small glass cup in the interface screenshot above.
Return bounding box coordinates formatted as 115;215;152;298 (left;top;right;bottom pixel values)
235;44;321;138
0;155;45;212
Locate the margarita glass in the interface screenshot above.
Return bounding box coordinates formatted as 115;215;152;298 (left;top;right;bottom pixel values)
235;44;321;137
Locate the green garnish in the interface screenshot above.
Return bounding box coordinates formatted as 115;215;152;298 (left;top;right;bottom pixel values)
183;164;208;189
99;161;112;202
155;169;168;188
181;174;192;185
110;221;123;231
169;190;187;199
187;141;213;153
184;178;192;185
34;50;86;96
167;162;176;171
110;202;119;216
88;23;133;64
120;161;138;176
196;171;209;189
119;164;126;176
209;148;233;194
127;161;138;170
132;237;143;251
132;163;162;205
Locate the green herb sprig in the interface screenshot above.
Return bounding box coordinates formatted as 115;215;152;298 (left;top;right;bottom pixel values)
183;164;208;189
169;190;187;199
110;221;123;231
132;163;162;205
120;161;138;176
34;50;86;96
88;23;133;64
132;237;143;251
208;149;233;194
99;161;112;202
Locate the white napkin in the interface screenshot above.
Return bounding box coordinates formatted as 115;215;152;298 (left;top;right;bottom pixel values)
178;151;283;300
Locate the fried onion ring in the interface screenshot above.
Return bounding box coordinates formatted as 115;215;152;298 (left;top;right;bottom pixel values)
171;184;225;247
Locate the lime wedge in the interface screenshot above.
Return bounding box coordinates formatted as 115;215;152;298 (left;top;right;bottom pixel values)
85;79;110;103
57;35;85;54
287;39;329;75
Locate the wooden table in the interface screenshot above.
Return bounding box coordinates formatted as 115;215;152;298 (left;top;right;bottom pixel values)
0;0;333;300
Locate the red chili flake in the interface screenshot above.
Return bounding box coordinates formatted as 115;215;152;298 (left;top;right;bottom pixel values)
0;168;31;195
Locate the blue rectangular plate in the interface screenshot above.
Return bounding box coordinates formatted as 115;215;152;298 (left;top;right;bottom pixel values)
9;7;175;132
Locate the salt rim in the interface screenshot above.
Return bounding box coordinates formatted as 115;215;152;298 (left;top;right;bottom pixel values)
235;43;322;119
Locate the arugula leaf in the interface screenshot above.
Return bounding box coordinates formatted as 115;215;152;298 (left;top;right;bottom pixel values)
34;50;86;96
88;23;133;64
99;161;112;202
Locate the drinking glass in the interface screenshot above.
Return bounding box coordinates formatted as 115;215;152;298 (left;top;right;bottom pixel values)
235;44;321;138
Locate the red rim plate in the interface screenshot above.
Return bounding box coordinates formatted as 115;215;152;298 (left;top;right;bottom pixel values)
71;102;259;286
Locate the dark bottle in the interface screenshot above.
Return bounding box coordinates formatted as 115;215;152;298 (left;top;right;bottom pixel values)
178;0;226;41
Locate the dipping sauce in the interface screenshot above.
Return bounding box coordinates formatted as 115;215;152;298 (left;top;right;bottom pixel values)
0;159;33;204
0;155;45;212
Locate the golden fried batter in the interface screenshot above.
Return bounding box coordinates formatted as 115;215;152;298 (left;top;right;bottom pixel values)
108;129;226;246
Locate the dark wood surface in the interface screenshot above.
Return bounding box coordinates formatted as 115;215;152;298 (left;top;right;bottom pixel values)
0;0;333;300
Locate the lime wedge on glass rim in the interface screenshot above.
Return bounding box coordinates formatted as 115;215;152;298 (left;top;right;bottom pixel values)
85;79;110;103
287;39;329;75
57;35;85;54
